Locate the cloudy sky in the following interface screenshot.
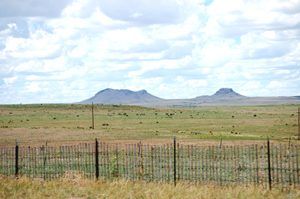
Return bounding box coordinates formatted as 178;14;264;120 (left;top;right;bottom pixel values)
0;0;300;104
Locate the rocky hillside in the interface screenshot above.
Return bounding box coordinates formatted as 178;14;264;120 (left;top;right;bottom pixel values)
79;88;300;107
80;88;163;105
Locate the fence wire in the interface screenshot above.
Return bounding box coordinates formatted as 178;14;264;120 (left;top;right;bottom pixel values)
0;140;299;188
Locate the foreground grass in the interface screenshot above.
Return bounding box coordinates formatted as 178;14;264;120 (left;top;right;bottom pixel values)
0;176;299;199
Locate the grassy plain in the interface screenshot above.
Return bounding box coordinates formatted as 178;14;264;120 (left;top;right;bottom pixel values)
0;104;299;146
0;176;299;199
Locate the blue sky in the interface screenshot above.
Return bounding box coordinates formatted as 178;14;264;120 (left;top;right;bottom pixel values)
0;0;300;104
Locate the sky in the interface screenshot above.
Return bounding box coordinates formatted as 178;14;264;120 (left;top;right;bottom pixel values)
0;0;300;104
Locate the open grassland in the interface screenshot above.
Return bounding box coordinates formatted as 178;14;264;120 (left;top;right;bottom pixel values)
0;176;299;199
0;104;299;146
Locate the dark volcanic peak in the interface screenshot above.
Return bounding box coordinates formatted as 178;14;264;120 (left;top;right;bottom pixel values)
212;88;243;97
97;88;131;94
81;88;163;105
79;87;300;106
137;89;147;94
95;88;150;96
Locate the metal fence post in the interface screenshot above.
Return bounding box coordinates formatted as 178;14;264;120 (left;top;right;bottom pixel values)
15;141;19;178
267;138;272;190
95;138;99;180
138;141;142;179
115;144;119;178
92;102;95;129
173;137;177;186
298;107;300;140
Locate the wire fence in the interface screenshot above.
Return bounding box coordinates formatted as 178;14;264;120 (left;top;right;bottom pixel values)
0;139;299;189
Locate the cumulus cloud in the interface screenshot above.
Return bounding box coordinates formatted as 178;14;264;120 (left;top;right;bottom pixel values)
98;0;184;25
3;76;17;85
0;0;72;17
0;0;300;103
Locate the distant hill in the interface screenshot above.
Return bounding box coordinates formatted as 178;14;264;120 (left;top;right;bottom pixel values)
79;88;300;107
212;88;244;98
80;88;163;105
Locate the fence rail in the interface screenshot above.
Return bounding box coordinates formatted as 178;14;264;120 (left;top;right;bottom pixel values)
0;139;299;188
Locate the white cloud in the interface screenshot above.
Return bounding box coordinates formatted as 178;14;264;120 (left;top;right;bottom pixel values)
266;80;285;90
13;57;67;73
0;0;72;17
0;0;300;103
239;81;263;96
0;23;17;37
3;76;17;85
97;0;185;25
25;82;41;93
177;76;208;87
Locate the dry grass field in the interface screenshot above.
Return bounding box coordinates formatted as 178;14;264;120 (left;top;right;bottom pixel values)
0;104;299;146
0;104;299;198
0;175;299;199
